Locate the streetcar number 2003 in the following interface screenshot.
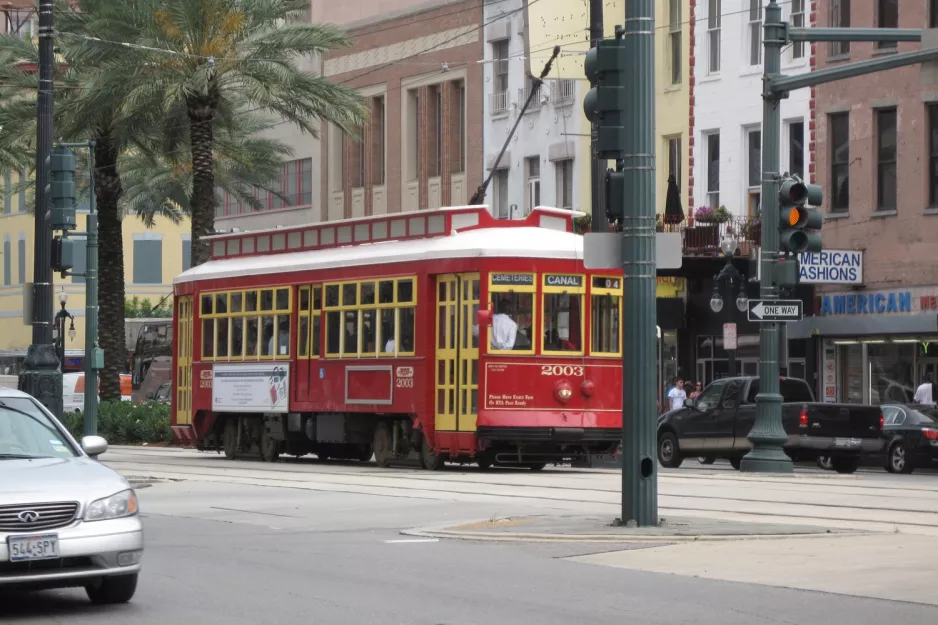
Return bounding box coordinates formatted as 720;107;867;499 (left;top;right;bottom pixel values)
540;365;584;377
396;377;414;388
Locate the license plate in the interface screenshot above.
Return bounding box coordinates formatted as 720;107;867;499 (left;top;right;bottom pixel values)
834;437;860;448
8;534;59;562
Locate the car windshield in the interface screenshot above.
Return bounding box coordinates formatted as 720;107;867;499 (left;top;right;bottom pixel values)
0;397;79;459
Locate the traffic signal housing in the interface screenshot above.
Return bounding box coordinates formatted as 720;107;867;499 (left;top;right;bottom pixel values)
583;29;627;160
51;236;75;274
604;168;625;225
50;146;77;232
778;177;822;254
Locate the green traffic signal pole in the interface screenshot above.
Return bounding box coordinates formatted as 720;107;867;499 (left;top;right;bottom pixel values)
619;0;658;525
743;1;932;472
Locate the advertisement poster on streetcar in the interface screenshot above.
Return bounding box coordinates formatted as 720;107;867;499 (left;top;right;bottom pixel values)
213;363;290;413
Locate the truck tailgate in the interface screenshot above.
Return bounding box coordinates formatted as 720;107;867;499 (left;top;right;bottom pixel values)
803;403;883;440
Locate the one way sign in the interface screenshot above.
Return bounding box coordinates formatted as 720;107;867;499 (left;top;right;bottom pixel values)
747;299;803;323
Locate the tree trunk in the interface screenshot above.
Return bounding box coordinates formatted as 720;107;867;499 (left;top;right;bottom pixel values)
188;99;216;267
94;139;125;402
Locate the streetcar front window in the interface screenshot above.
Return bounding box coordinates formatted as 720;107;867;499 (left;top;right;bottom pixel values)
541;274;585;356
487;272;536;354
589;276;623;357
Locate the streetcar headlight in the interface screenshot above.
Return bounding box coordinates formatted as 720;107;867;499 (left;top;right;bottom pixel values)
554;381;573;403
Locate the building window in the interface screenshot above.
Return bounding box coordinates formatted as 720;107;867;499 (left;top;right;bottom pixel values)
526;157;540;213
372;96;385;186
790;0;805;60
494;169;509;219
706;132;720;208
788;121;804;179
133;239;163;284
876;0;898;51
452;80;466;174
350;134;365;189
932;0;938;28
667;137;681;189
748;0;762;66
182;238;192;272
707;0;721;74
876;108;897;212
747;129;761;216
406;89;419;182
929;105;938;208
830;0;850;57
219;158;312;216
555;159;574;209
432;85;443;177
492;40;509;115
2;171;9;215
829;112;850;213
669;0;682;84
2;239;9;286
17;238;25;284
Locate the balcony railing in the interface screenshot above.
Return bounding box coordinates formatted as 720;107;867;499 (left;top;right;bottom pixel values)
490;90;508;115
658;215;762;258
549;79;576;104
518;85;542;111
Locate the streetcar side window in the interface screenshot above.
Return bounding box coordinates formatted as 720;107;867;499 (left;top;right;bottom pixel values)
324;277;417;358
590;276;623;357
488;272;536;354
297;286;322;359
199;288;292;361
541;274;585;356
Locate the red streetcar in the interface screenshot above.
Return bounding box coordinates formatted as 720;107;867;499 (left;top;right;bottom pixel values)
170;205;623;469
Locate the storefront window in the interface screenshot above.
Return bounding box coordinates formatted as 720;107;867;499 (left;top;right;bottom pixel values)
869;343;915;404
838;343;863;404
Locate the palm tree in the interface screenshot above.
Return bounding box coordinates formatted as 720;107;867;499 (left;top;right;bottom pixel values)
81;0;366;266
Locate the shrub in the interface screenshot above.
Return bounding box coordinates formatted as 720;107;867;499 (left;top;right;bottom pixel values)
63;401;172;445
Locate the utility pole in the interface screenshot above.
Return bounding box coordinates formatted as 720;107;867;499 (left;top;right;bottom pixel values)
19;0;61;417
619;0;658;525
742;1;935;472
588;0;605;232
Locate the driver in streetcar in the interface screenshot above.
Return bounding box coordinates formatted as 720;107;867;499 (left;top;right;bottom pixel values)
491;299;518;350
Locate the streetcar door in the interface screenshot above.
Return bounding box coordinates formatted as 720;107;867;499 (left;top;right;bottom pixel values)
434;273;480;433
175;296;193;426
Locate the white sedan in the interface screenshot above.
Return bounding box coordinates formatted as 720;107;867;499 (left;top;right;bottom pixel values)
0;388;143;603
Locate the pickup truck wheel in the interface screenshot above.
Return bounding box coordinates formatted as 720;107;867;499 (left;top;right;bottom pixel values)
831;456;859;474
697;456;715;465
729;457;742;470
886;442;914;474
657;432;683;468
817;456;833;471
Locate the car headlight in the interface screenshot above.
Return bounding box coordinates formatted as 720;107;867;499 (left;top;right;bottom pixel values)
84;489;139;522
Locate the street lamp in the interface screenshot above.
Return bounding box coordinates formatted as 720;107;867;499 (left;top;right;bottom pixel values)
54;291;75;368
710;235;748;377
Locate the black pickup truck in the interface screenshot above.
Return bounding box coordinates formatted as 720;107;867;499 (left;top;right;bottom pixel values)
657;376;885;474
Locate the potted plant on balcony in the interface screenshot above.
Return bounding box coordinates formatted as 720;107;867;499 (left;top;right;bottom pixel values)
739;211;761;257
688;205;728;251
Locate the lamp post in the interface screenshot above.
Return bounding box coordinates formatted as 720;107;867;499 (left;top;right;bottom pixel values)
53;291;76;368
709;235;748;378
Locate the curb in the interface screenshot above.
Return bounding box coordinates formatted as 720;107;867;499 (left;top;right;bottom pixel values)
401;521;876;543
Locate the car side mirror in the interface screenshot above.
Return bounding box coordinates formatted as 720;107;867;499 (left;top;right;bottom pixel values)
81;435;108;458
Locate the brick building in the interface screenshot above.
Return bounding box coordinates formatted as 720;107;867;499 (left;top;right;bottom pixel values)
320;0;482;219
792;0;938;405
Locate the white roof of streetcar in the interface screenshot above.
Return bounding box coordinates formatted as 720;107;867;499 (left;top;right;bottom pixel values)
174;206;590;285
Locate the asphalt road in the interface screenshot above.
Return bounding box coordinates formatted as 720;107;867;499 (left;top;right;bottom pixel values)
2;474;937;624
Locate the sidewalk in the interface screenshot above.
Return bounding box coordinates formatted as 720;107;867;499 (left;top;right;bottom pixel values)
403;514;862;542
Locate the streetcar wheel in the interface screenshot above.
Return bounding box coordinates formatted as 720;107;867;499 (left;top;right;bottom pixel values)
697;456;715;465
356;444;374;462
373;423;392;468
476;453;493;470
421;434;445;471
526;463;546;471
223;417;238;460
260;427;281;463
657;432;683;468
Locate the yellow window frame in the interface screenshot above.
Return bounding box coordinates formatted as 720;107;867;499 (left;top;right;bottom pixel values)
323;277;418;359
588;275;624;357
487;272;536;356
199;287;294;361
541;274;586;357
297;285;323;359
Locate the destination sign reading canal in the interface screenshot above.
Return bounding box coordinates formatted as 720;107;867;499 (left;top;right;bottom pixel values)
544;274;583;288
747;300;803;323
491;273;535;286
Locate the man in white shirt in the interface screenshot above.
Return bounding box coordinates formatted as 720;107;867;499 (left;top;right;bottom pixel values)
668;378;687;411
914;373;935;404
491;300;518;350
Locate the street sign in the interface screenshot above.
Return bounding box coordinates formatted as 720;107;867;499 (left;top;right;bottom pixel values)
723;323;737;350
747;299;803;323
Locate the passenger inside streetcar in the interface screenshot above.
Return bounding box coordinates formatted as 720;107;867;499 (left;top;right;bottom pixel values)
491;299;518;350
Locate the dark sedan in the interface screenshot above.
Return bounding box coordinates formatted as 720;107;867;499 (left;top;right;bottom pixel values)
879;404;938;474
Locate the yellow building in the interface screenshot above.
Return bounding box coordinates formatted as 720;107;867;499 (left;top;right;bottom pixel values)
0;168;191;367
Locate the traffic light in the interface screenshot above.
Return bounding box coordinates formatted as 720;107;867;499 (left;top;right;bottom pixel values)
583;27;627;160
51;235;75;273
50;146;77;231
604;168;625;225
778;176;823;254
